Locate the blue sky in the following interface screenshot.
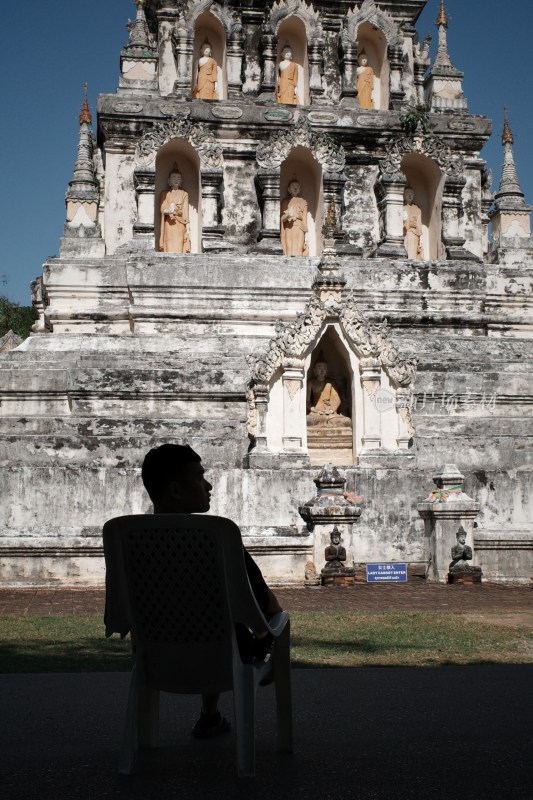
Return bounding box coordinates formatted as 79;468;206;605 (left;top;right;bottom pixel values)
1;0;532;305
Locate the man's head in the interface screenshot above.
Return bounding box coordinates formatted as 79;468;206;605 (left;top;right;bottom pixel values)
141;444;212;513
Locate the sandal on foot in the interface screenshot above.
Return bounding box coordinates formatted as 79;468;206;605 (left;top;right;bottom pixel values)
192;711;231;739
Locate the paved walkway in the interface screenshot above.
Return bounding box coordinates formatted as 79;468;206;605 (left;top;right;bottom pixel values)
2;666;532;800
1;581;531;616
1;584;532;799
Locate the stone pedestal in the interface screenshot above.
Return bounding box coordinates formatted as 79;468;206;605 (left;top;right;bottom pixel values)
321;569;355;587
417;464;480;583
448;566;482;585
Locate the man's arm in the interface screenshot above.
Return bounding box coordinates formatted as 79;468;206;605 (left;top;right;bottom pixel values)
243;547;283;618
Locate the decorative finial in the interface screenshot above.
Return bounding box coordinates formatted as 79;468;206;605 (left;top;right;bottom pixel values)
502;107;514;146
79;83;92;126
437;0;448;27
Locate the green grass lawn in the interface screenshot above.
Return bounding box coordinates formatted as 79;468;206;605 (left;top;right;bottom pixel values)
0;611;531;673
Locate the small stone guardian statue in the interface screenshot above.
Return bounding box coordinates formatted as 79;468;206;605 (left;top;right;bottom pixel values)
321;527;355;586
280;180;308;256
403;187;423;260
159;168;191;253
356;52;374;110
448;526;482;584
277;45;299;105
194;42;219;100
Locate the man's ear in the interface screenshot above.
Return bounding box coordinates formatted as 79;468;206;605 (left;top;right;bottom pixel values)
168;480;183;500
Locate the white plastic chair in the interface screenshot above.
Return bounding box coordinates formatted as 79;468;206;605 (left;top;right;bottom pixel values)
102;513;292;777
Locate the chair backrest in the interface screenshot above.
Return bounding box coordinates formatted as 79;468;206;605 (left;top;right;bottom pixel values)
103;514;267;694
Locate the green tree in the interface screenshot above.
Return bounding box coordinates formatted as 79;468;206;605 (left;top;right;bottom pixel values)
0;295;37;340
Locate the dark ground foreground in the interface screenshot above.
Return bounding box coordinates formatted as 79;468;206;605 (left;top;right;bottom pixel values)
1;665;532;800
1;584;532;799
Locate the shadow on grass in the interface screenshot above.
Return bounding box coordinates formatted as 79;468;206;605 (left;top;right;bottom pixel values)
0;639;133;673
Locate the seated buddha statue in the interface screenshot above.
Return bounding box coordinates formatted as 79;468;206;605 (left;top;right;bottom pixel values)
306;360;351;428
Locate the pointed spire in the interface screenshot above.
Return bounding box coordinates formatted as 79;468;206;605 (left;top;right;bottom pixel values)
66;87;99;203
124;0;154;54
434;0;452;68
495;108;525;205
79;83;92;126
502;106;513;145
436;0;448;28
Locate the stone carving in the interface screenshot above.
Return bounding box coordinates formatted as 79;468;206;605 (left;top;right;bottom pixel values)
304;560;321;587
161;104;191;118
256;119;345;173
194;42;219;100
280;180;308;255
247;294;417;392
266;0;322;40
403;187;423;259
324;528;357;583
174;0;241;36
158;167;190;253
380;133;463;182
277;45;300;106
449;526;472;572
0;330;23;354
342;0;402;47
373;319;417;387
136;119;223;169
324;528;346;566
299;465;363;531
448;120;476;132
113;101;143;113
264;109;294;122
356;52;374;110
211;106;242;120
447;526;483;584
308;111;338;125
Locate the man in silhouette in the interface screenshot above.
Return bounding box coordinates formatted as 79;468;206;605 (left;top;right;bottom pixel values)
141;443;282;738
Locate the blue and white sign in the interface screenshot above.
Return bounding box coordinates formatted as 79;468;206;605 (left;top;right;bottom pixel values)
366;563;408;583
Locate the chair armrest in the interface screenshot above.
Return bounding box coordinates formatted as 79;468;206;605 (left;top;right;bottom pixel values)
265;611;290;638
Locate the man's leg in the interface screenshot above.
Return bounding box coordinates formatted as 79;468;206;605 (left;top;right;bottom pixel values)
192;693;231;738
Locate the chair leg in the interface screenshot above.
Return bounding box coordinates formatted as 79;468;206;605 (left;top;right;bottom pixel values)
119;667;139;774
274;622;293;753
138;685;160;748
233;664;257;778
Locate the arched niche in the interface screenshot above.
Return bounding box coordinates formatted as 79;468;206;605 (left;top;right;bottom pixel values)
155;140;202;254
306;326;356;466
401;153;444;260
192;11;226;100
277;16;309;106
280;147;322;256
356;21;389;111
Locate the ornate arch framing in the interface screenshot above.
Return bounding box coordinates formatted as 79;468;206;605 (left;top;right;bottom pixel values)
247;294;417;390
256;119;345;174
379;133;464;181
342;0;403;47
135;118;224;170
265;0;323;42
176;0;241;36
